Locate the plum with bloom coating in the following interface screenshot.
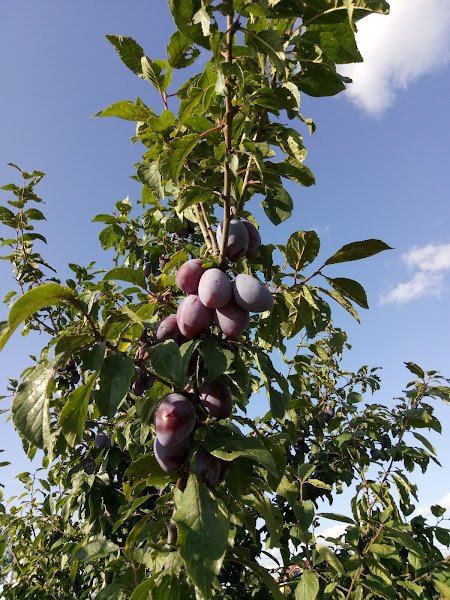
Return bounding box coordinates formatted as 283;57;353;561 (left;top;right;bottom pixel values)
155;393;196;447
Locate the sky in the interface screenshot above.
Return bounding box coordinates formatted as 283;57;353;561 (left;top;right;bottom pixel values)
0;0;449;531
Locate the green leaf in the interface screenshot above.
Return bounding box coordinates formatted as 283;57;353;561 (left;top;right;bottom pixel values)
203;425;278;477
325;239;392;265
105;35;145;75
229;550;285;600
141;57;173;93
0;283;75;351
295;570;319;599
286;231;320;271
167;31;200;68
95;99;153;121
430;504;446;518
124;453;172;488
168;0;211;48
200;338;234;380
74;538;119;562
174;475;229;599
319;287;360;322
103;267;147;289
12;357;60;449
137;162;164;202
325;277;368;309
247;29;286;72
93;353;135;418
296;63;349;97
404;362;425;379
302;21;362;64
60;373;98;447
160;134;199;183
369;543;399;558
95;585;126;600
261;186;293;225
316;544;345;573
266;159;315;187
148;340;195;388
319;512;355;525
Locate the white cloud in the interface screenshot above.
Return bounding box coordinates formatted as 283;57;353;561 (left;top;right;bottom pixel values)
415;491;450;519
341;0;450;116
380;242;450;305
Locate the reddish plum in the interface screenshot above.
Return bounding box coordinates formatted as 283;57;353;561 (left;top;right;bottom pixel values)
155;393;196;447
216;220;249;261
233;273;274;312
175;258;205;294
198;268;232;309
216;300;249;338
177;295;214;339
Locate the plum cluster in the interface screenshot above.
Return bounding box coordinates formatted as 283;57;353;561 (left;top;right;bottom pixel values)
153;383;230;483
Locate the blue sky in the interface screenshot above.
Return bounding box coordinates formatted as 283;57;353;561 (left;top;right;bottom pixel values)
0;1;450;523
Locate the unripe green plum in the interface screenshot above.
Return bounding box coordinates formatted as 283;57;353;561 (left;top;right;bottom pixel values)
241;219;261;257
175;258;205;294
232;273;274;312
155;393;196;447
216;220;249;261
216;300;249;338
200;381;232;419
177;295;214;339
198;268;232;309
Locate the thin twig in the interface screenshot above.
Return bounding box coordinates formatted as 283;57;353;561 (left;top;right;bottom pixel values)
200;203;219;255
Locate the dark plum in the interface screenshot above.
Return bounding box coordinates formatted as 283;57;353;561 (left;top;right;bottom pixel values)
232;273;274;312
320;406;334;423
200;381;232;419
155;393;196;447
154;437;191;473
154;314;185;344
177;295;214;339
83;457;96;475
159;256;170;270
216;220;249;261
95;432;111;450
175;258;205;294
241;219;261;257
198;268;232;309
193;448;229;486
143;262;152;278
216;300;249;338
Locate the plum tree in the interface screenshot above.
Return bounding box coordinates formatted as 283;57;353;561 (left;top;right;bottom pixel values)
1;2;450;600
154;393;196;447
200;381;233;419
232;273;274;312
198;268;232;309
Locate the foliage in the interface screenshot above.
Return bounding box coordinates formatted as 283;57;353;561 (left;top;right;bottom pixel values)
1;1;450;599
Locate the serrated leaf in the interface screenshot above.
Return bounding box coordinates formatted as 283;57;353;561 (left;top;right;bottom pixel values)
325;277;368;309
60;373;98;447
203;424;278;477
302;21;362;64
160;134;199;183
124;453;172;488
295;570;319;599
12;357;60;449
141;57;172;93
0;283;75;351
167;31;200;69
137;162;164;201
168;0;211;48
261;186;293;225
106;35;145;75
325;239;392;265
319;287;360;322
148;340;195;388
247;29;286;72
286;230;320;271
103;267;147;289
200;338;234;380
93;353;135;418
404;362;425;379
74;539;119;562
174;475;229;599
95;100;153;121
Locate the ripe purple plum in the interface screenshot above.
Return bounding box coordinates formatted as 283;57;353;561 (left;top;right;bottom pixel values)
155;393;196;447
143;262;152;278
154;437;191;473
175;258;205;294
216;300;249;338
193;448;229;486
177;295;214;339
198;268;232;309
216;220;249;261
200;381;233;419
154;314;185;344
232;273;274;312
95;432;111;450
241;220;261;257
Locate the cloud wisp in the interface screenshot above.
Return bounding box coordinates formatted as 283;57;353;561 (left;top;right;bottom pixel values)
380;242;450;305
340;0;450;116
